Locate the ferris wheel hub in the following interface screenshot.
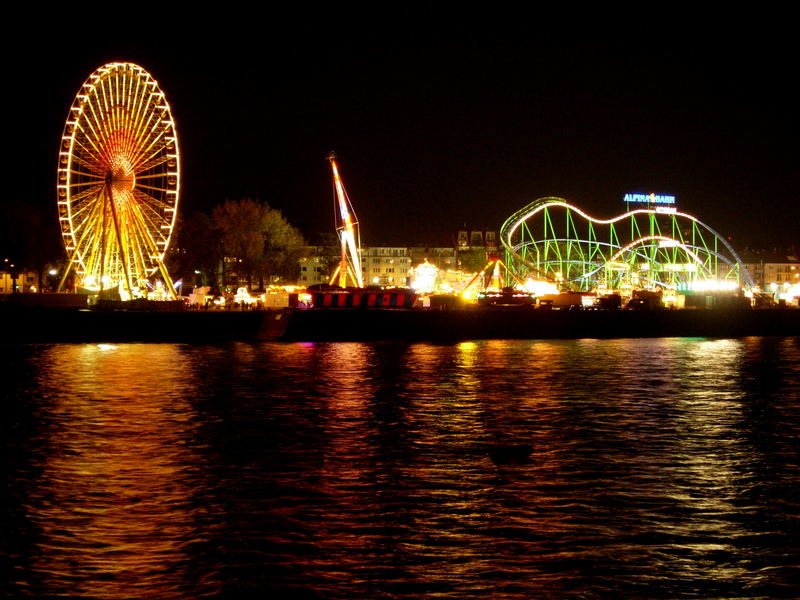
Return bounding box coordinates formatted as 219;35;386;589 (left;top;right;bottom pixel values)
107;168;135;193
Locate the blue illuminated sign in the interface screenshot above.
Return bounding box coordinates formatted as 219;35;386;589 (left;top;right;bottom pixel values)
624;193;676;205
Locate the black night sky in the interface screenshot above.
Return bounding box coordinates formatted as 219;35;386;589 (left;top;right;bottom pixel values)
5;17;798;255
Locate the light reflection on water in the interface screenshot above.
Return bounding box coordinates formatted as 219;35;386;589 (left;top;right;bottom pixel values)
3;337;799;599
5;344;219;599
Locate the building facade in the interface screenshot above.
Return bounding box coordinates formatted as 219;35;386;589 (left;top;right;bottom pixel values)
0;268;39;294
361;246;413;287
297;229;500;289
740;249;800;290
455;228;499;272
408;247;457;272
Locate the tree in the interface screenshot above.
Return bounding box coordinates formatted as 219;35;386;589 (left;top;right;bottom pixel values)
169;211;224;293
257;207;305;287
211;198;305;290
312;231;343;281
458;248;489;273
212;199;268;289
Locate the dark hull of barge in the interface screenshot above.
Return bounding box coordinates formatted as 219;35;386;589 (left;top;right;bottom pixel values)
281;307;800;342
3;305;798;343
2;306;291;343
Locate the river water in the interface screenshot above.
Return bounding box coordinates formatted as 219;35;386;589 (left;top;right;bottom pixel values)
3;337;799;599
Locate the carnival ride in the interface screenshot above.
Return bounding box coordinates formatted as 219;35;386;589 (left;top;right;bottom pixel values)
56;62;180;299
500;197;753;293
462;256;524;292
327;152;364;288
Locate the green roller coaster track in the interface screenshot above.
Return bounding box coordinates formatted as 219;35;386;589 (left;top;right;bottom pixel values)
500;198;754;292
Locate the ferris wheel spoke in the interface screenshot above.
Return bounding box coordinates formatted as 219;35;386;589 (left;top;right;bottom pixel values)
73;202;107;256
130;194;169;241
66;179;105;191
71;191;105;238
66;185;105;208
87;96;115;159
135;152;172;178
131;127;168;171
130;80;150;131
96;93;126;166
117;80;144;161
135;153;172;175
69;153;105;175
68;168;104;180
135;172;170;181
72;128;111;169
67;179;104;198
98;76;114;127
136;182;172;195
126;207;164;271
125;183;168;239
131;186;168;210
129;206;162;254
127;95;159;146
76;136;113;173
129;110;159;157
133;201;167;234
70;206;102;230
132;186;171;212
70;202;103;228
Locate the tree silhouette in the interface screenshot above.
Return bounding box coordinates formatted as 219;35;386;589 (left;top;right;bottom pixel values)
211;199;305;290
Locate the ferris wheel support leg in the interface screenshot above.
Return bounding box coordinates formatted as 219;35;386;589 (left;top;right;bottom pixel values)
104;185;135;297
56;259;75;293
157;261;178;300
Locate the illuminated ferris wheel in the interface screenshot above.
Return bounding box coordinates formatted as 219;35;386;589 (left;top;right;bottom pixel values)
57;62;180;299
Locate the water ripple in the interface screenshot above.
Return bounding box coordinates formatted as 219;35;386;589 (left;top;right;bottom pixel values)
3;337;799;598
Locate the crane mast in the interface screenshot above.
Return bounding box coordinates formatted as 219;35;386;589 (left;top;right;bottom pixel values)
328;153;364;288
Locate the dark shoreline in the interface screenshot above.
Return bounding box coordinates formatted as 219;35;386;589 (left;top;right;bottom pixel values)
3;306;799;343
283;307;800;341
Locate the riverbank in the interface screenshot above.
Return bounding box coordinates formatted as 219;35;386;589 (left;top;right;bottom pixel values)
2;306;290;343
282;306;800;341
3;305;798;343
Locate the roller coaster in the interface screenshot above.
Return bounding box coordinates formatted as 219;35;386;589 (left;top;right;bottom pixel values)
500;197;753;292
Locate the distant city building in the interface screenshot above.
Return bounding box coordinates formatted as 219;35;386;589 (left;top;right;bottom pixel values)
0;267;37;294
739;249;800;290
298;246;332;286
455;228;499;272
298;241;491;289
360;247;413;287
299;245;414;288
408;247;457;272
0;269;17;293
456;228;498;252
296;229;500;290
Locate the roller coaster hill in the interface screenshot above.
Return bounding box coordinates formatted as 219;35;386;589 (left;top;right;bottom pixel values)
497;195;765;309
